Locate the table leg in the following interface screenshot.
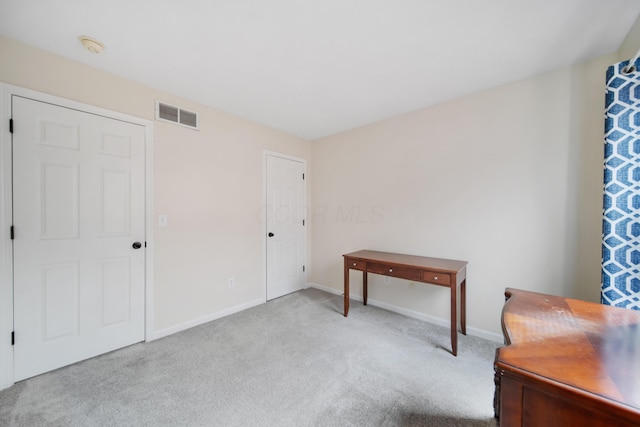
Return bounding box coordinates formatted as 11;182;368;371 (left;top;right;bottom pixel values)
344;262;350;317
363;271;368;306
461;278;466;335
451;283;458;356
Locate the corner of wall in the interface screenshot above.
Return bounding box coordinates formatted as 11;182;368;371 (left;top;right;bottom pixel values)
618;14;640;61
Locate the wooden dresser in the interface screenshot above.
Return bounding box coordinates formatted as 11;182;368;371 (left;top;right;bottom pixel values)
494;288;640;426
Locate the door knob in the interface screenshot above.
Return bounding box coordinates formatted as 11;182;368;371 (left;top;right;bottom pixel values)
268;232;274;237
132;242;142;249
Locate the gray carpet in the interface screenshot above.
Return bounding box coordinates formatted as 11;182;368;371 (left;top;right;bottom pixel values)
0;288;499;427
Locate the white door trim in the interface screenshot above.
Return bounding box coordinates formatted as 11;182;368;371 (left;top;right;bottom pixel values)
0;83;155;389
262;150;307;302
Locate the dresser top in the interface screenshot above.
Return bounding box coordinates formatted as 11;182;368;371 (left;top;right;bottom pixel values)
497;288;640;411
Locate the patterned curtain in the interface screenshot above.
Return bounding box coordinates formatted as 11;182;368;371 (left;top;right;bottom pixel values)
601;57;640;310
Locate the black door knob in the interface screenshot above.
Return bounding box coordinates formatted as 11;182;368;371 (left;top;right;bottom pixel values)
132;242;142;249
268;232;274;237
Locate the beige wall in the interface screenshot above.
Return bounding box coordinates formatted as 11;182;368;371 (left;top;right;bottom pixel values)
0;36;311;334
310;53;616;336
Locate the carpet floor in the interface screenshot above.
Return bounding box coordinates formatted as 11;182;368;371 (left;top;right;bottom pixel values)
0;288;500;426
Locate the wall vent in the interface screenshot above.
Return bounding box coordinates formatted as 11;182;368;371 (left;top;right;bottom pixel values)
155;101;199;130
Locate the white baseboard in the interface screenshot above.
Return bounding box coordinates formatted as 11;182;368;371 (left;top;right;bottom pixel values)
307;282;503;343
150;298;265;341
306;282;342;295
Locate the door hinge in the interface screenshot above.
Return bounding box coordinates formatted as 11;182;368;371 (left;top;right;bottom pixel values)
302;173;305;180
145;241;147;248
303;265;305;272
10;226;14;240
9;119;13;134
302;219;305;226
11;331;14;346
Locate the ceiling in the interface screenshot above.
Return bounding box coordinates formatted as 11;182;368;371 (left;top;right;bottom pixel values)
1;0;639;140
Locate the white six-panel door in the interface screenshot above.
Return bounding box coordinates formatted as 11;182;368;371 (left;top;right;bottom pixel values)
12;96;146;381
266;154;306;300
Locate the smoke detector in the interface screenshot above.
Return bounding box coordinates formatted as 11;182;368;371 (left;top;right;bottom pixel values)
79;36;105;54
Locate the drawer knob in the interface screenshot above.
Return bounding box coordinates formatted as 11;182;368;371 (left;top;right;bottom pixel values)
434;276;438;280
389;269;393;272
353;263;357;266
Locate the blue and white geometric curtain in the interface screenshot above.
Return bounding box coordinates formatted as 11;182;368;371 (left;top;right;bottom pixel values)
601;57;640;310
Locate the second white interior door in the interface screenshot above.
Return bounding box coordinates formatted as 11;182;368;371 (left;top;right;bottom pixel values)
265;154;306;300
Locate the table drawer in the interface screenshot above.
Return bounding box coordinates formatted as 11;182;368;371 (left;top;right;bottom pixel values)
422;271;451;286
367;263;422;281
346;259;366;271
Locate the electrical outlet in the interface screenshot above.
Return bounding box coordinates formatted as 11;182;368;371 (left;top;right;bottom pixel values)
228;277;235;288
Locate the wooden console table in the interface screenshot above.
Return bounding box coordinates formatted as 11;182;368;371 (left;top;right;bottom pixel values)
494;288;640;426
343;250;467;356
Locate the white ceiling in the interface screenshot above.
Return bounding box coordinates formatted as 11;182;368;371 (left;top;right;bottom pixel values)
1;0;639;140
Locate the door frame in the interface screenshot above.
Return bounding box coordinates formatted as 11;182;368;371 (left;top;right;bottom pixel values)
0;83;155;389
262;150;307;302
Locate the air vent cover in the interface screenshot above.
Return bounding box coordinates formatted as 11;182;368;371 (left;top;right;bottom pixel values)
155;101;199;130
